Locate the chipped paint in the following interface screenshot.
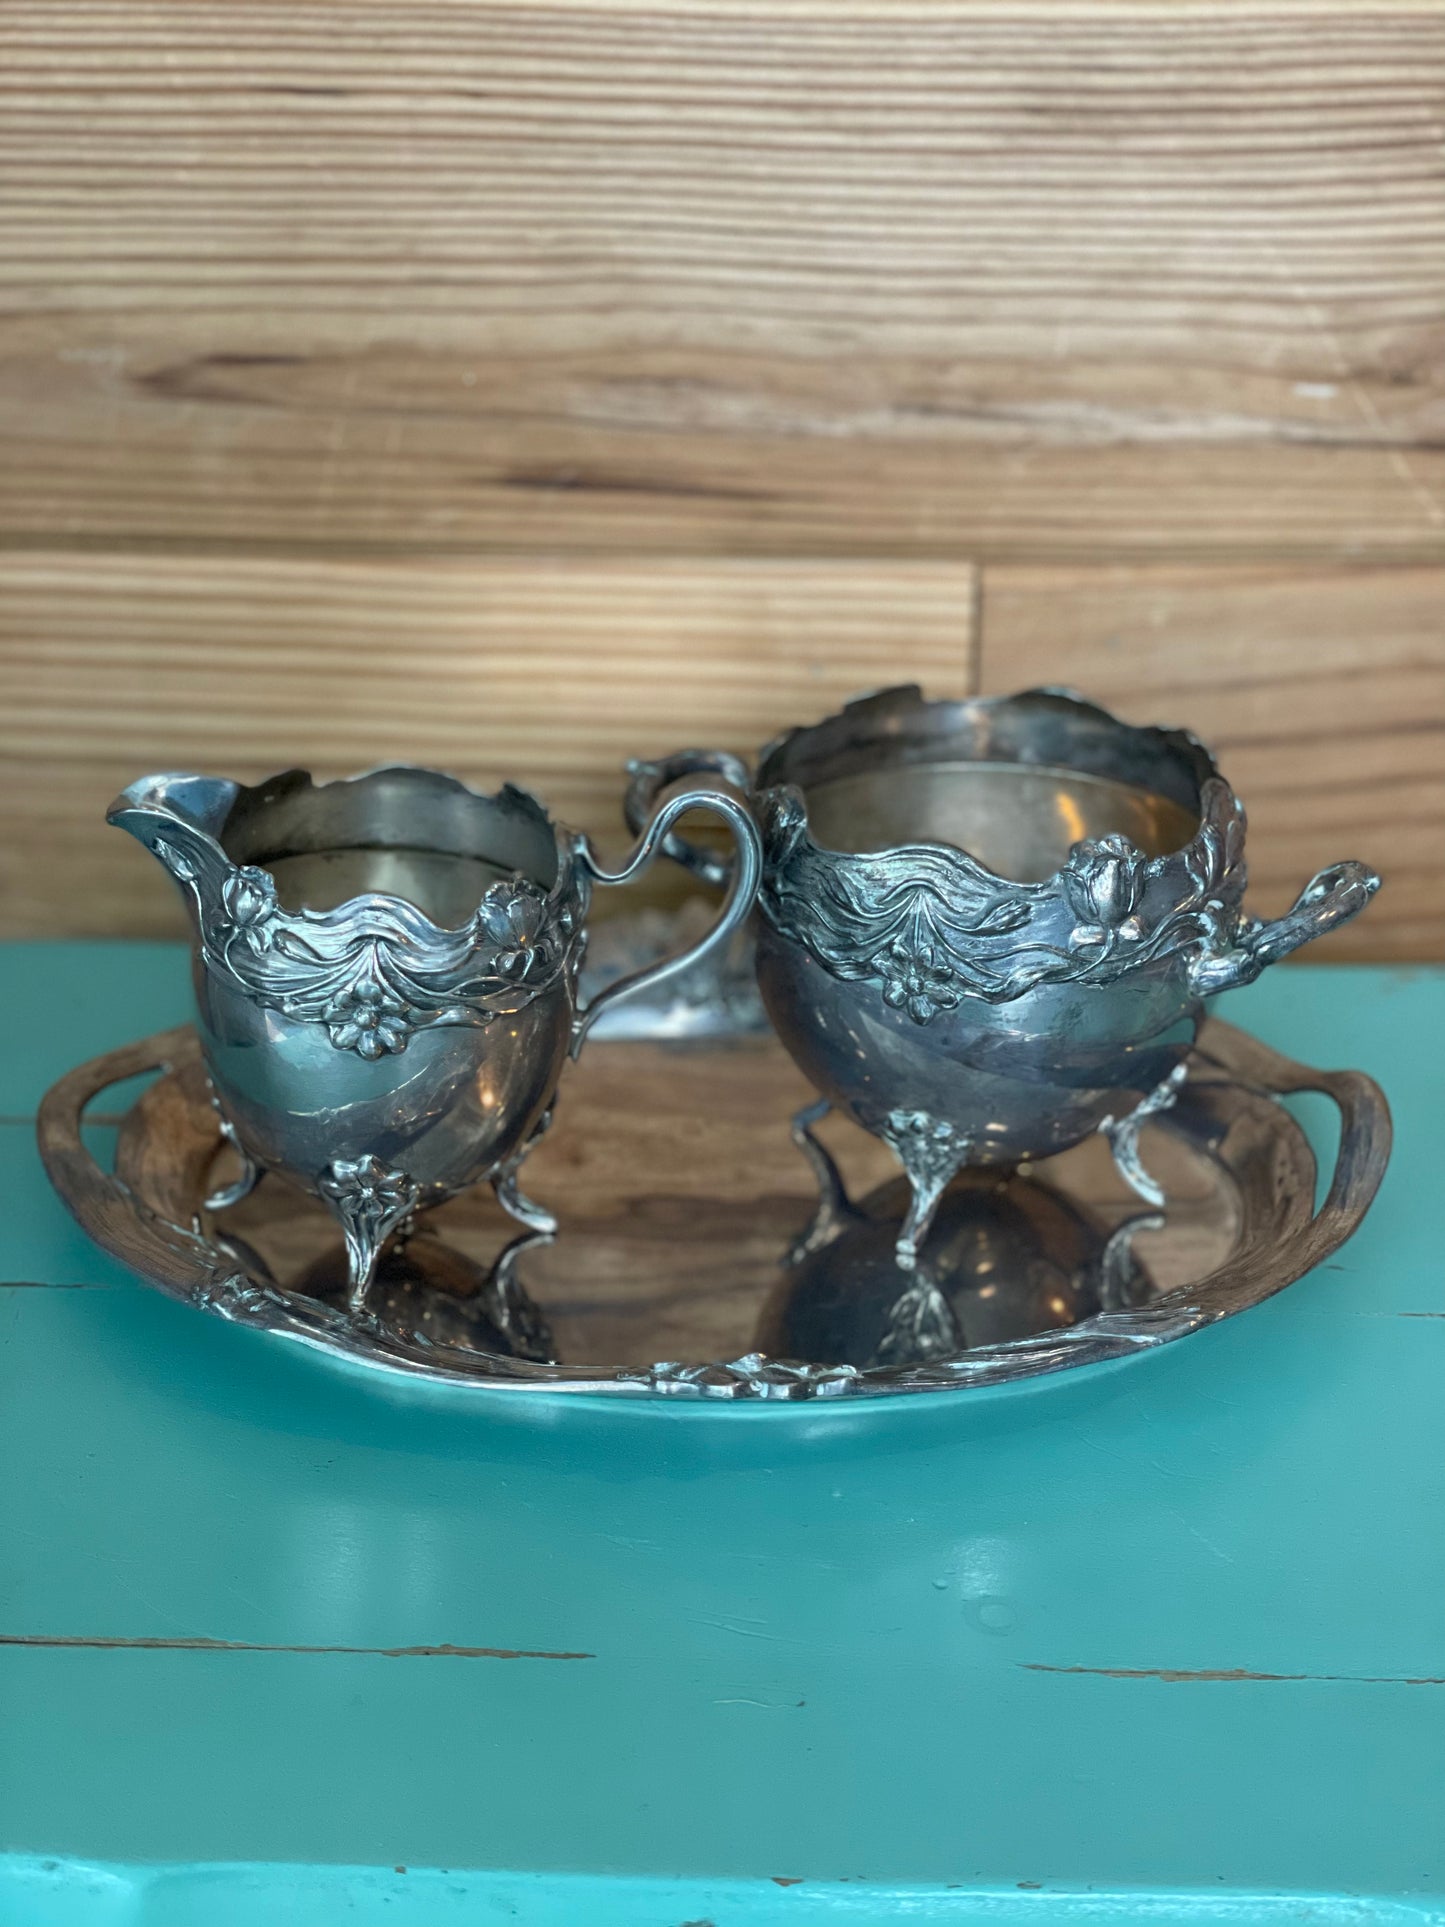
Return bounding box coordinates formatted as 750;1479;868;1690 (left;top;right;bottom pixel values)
0;1633;592;1660
1024;1663;1445;1686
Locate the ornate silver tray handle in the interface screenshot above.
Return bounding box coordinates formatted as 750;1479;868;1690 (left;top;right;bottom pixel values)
110;765;762;1318
626;686;1380;1266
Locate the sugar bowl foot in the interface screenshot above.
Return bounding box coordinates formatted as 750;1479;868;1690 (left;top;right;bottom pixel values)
761;1162;1155;1372
1098;1063;1189;1208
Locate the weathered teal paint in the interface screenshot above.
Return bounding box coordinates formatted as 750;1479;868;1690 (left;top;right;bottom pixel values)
5;1859;1445;1927
1;948;1441;1924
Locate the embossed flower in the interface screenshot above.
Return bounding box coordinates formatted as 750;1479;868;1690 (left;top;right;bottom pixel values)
220;866;278;944
323;979;410;1057
476;884;548;984
1063;834;1147;948
877;937;962;1026
320;1154;414;1214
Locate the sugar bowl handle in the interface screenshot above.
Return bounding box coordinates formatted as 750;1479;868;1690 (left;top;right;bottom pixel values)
572;778;762;1054
1191;861;1381;996
622;749;752;890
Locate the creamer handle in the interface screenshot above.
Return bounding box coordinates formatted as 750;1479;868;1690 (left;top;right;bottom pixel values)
622;749;753;890
572;779;762;1053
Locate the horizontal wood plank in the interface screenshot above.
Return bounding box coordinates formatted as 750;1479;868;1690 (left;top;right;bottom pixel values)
0;550;974;936
977;562;1445;960
2;3;1443;557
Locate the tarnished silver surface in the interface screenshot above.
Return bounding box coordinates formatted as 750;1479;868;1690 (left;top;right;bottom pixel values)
1098;1063;1190;1209
765;1095;1161;1370
627;685;1381;1264
38;1016;1392;1402
580;909;766;1041
759;1159;1159;1372
109;766;762;1308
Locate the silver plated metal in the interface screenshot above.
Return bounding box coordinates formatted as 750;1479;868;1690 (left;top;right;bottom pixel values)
1098;1064;1189;1209
38;1014;1391;1402
110;766;762;1308
627;686;1381;1262
760;1158;1158;1372
580;912;766;1042
203;1110;261;1213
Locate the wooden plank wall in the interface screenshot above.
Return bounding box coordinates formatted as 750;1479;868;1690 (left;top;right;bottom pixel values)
0;1;1440;952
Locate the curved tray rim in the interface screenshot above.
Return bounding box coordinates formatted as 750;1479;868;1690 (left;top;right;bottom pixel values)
36;1017;1391;1404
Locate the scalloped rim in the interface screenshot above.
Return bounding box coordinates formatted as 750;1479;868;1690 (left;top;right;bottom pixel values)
107;763;587;941
753;684;1236;900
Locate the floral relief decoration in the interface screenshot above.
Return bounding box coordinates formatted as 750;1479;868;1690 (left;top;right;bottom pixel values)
758;780;1247;1025
152;828;580;1057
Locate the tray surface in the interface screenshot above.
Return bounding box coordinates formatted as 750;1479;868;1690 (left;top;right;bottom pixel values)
38;1016;1389;1400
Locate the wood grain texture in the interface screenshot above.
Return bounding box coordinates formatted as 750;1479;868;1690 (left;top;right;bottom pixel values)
0;550;974;936
978;562;1445;960
2;3;1443;557
0;3;1439;953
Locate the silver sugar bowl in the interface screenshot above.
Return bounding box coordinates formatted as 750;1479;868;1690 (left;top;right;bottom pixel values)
112;765;762;1312
626;686;1380;1266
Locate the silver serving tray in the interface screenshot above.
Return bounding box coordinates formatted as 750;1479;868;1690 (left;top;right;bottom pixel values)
39;999;1389;1402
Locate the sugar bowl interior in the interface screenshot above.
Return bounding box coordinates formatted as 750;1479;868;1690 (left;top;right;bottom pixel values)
763;687;1205;883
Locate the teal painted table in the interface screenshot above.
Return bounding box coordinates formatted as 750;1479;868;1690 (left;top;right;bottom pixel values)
2;948;1442;1926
